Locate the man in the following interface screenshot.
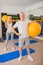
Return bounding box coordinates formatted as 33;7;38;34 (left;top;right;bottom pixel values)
12;12;33;61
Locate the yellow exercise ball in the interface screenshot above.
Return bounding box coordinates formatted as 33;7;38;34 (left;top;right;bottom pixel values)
1;15;8;23
27;22;41;37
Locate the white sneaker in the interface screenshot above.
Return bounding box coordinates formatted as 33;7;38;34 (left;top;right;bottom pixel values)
18;56;22;61
12;47;14;51
4;48;7;51
28;56;34;61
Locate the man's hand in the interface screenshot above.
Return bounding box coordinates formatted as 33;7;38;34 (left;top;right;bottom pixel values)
16;33;21;36
12;26;21;36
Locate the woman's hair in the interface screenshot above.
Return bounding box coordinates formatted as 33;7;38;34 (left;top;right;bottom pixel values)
8;16;12;20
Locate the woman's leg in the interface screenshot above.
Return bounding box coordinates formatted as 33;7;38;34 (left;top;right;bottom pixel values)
11;32;15;50
4;33;9;51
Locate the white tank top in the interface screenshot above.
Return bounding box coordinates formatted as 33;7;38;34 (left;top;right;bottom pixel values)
7;23;12;33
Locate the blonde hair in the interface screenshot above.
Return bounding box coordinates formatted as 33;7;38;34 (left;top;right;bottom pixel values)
20;12;25;15
8;16;12;20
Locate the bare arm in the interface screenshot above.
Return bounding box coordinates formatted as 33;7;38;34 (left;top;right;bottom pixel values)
12;26;21;36
5;22;8;28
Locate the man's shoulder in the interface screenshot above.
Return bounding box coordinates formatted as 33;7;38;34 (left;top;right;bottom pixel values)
25;19;31;23
26;19;31;21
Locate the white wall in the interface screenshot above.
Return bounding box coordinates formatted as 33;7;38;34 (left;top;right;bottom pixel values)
28;8;43;16
1;5;25;14
0;5;25;38
26;1;43;10
25;1;43;18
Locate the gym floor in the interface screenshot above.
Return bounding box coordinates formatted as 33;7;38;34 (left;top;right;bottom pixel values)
0;37;43;65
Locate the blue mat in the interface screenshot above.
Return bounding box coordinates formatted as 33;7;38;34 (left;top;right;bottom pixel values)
30;40;37;44
15;40;38;46
39;33;43;36
3;35;19;40
0;48;35;63
3;33;43;40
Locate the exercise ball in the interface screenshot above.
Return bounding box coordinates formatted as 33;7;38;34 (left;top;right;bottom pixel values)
1;15;8;23
27;22;41;37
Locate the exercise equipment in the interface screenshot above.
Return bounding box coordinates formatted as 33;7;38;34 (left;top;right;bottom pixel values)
1;15;8;23
0;48;35;63
27;22;41;37
15;40;38;46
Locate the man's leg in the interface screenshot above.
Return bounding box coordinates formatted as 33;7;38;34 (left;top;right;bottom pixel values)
18;38;24;61
25;37;34;61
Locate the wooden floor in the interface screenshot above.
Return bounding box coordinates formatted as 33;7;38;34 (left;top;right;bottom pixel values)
0;38;43;65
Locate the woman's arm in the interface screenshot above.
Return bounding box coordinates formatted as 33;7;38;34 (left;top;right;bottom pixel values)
5;22;8;28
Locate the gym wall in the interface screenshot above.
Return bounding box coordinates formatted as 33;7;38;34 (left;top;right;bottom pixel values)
0;5;25;38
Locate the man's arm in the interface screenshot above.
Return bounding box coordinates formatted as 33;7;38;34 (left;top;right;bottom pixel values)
12;26;21;36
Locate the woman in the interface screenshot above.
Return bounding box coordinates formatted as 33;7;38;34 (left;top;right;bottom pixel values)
4;16;15;51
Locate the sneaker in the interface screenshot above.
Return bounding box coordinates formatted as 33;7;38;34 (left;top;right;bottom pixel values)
28;56;34;61
12;47;15;51
18;56;22;61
